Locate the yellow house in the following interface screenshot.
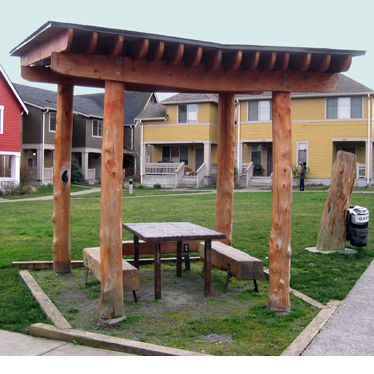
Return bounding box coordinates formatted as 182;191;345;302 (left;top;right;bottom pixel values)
137;75;374;188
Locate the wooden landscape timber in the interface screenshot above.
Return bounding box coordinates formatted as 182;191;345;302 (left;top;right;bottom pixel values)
316;151;356;250
10;21;364;320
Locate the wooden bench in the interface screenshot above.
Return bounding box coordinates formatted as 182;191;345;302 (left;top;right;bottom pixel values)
199;241;264;293
82;247;140;302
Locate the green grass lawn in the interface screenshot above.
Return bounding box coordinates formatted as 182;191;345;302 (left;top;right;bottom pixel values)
1;189;374;354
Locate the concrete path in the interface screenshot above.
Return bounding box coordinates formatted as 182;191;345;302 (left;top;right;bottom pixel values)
303;259;374;356
0;329;133;356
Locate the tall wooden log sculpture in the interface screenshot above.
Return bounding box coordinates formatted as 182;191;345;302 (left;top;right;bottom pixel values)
215;93;236;246
52;84;74;274
316;151;356;250
99;81;125;319
268;92;292;314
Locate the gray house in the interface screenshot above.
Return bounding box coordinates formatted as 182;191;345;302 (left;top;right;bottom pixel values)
14;84;157;184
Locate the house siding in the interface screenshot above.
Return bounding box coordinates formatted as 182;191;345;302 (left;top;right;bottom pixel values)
85;118;103;149
23;106;43;144
44;111;56;144
72;116;87;147
0;74;23;152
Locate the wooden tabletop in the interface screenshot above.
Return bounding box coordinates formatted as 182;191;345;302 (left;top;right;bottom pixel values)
122;222;226;243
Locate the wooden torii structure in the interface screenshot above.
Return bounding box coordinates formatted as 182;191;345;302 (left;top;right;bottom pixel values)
11;21;364;319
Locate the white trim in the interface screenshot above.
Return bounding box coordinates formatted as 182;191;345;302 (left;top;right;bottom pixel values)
0;105;4;134
92;119;103;138
0;151;21;156
177;103;198;123
296;141;309;166
144;140;217;145
247;100;272;122
241;138;272;143
143;122;218;127
331;138;368;142
72;147;101;153
49;112;56;132
325;96;364;120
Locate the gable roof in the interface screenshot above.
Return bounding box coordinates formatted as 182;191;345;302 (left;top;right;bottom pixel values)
161;93;218;104
13;83;154;123
0;65;28;113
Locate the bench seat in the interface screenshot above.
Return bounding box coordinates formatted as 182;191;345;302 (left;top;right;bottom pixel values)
83;247;140;301
199;241;264;292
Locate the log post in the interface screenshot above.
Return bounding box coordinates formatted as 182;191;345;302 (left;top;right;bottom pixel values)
99;80;125;320
268;92;292;314
316;151;356;250
215;93;236;245
52;84;74;274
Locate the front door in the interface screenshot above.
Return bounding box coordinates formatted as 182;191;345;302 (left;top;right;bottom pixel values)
267;147;273;176
195;148;204;172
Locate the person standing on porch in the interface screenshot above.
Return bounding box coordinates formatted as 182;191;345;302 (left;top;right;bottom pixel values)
299;161;306;191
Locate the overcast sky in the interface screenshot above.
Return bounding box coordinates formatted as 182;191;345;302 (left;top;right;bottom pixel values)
2;0;373;101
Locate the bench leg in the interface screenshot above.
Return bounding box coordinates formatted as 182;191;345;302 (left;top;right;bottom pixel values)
253;280;259;293
132;290;138;303
84;261;89;287
223;264;231;294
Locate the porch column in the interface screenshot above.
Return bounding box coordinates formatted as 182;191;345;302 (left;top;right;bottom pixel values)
203;141;211;177
99;80;125;320
36;147;43;182
52;84;74;274
215;93;235;245
81;151;89;180
10;154;20;184
268;92;292;314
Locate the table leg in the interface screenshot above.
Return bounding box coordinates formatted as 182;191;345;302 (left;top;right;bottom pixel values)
154;242;161;300
204;239;212;297
134;235;139;269
176;241;182;277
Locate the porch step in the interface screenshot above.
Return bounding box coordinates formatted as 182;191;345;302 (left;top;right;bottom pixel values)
177;176;197;188
248;176;272;187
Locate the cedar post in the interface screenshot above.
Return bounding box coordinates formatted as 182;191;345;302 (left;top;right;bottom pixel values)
52;84;74;274
99;80;125;319
268;92;292;314
316;151;356;250
215;93;236;245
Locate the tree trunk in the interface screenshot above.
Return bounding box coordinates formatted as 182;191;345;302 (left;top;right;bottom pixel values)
268;92;292;314
316;151;356;250
215;93;236;245
52;84;74;274
99;80;125;320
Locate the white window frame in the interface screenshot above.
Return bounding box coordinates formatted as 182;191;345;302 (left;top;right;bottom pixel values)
296;141;309;166
248;100;272;122
92;119;103;138
326;97;363;119
251;144;262;166
178;104;198;123
0;106;3;134
49;112;56;132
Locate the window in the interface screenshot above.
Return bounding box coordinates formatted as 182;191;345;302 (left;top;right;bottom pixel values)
251;145;262;165
248;101;272;121
49;112;56;132
93;119;103;137
326;97;362;119
297;141;309;165
178;104;198;123
162;145;189;165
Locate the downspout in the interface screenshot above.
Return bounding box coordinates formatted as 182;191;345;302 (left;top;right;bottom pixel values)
140;120;144;184
42;109;49;185
367;94;371;186
236;99;241;174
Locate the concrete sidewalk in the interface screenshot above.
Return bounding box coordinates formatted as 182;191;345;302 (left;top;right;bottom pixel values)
303;259;374;356
0;329;133;356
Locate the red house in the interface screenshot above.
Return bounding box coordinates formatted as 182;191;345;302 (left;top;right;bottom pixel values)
0;64;28;189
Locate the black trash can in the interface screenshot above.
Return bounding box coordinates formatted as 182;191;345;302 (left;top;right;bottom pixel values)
346;205;369;247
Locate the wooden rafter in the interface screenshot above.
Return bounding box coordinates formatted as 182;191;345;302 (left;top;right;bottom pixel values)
184;46;203;68
128;39;149;60
147;40;164;61
165;43;184;65
259;52;276;71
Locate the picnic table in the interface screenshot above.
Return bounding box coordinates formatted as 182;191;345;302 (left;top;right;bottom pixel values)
122;222;226;300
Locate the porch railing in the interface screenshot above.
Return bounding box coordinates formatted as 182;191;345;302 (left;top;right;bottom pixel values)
145;162;183;174
175;162;185;187
242;162;254;187
356;163;374;179
87;168;96;181
44;167;53;183
196;163;206;188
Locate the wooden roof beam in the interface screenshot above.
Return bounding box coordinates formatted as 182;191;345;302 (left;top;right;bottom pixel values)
184;46;202;68
241;51;260;71
165;43;184;65
49;52;339;93
258;52;276;71
128;39;149;60
21;29;73;67
223;51;242;71
289;53;311;72
204;50;222;71
309;54;331;72
328;54;352;73
147;41;164;61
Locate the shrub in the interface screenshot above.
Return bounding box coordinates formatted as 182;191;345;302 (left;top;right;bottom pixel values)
153;183;162;189
71;163;87;185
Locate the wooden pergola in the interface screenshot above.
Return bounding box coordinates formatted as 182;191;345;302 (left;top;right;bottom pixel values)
11;21;365;319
